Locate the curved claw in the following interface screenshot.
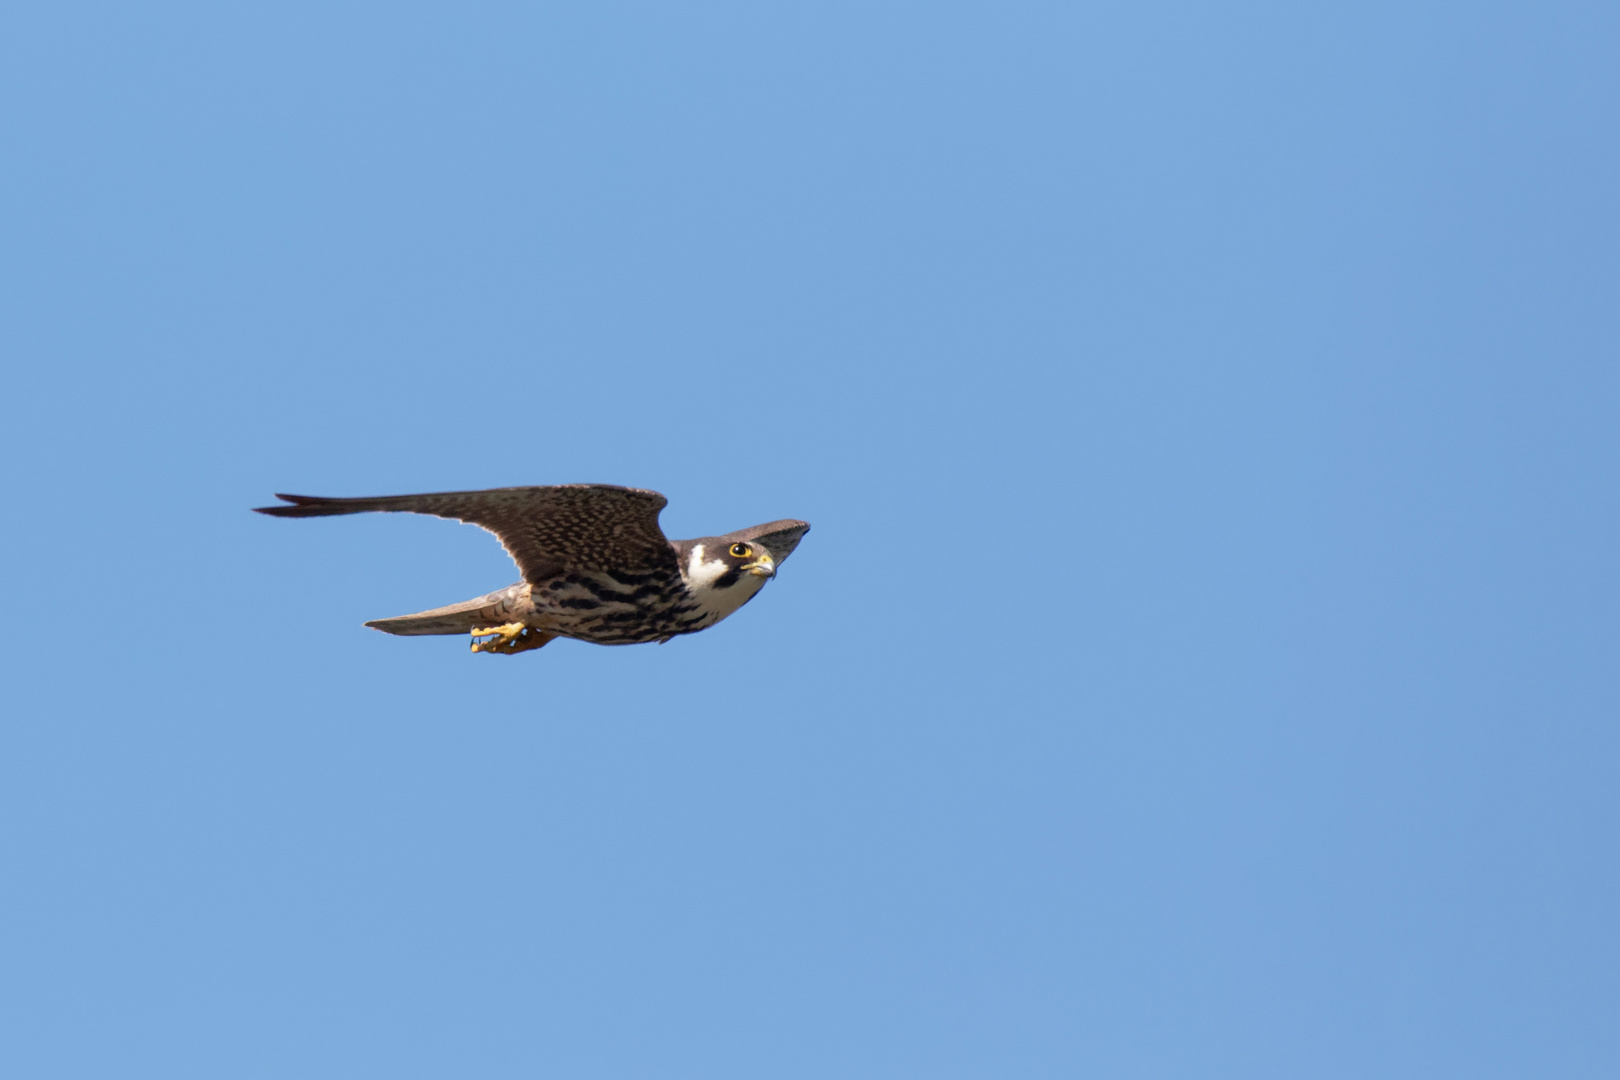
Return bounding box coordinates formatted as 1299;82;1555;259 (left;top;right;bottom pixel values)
470;623;555;655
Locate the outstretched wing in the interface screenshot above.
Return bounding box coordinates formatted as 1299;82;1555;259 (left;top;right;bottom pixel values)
255;484;676;582
722;519;811;565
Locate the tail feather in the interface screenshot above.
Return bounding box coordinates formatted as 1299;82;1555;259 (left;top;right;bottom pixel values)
364;585;525;636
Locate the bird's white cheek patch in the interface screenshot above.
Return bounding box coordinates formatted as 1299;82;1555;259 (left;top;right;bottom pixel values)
684;543;769;624
684;544;728;590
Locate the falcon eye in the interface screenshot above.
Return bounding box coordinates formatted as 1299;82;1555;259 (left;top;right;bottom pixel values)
729;543;751;559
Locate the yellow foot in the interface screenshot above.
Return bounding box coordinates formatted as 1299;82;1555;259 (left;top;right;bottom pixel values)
470;623;555;655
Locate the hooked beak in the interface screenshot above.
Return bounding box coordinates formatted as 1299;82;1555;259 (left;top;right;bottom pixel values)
746;553;777;579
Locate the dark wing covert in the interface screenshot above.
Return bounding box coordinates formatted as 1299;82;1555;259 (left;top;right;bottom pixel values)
254;484;675;582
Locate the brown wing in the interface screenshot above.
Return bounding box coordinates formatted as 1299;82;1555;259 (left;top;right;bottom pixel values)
254;484;676;582
721;519;811;565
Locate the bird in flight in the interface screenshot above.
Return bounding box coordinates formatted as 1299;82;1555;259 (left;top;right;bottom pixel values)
254;484;809;655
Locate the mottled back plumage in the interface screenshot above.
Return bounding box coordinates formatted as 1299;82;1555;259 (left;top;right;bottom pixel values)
257;484;676;581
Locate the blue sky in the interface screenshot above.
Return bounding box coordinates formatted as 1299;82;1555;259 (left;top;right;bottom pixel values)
2;1;1616;1076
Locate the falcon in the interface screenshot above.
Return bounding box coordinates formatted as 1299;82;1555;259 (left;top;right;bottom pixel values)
254;484;810;655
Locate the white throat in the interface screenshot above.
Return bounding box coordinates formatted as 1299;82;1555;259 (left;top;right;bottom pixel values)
683;543;769;625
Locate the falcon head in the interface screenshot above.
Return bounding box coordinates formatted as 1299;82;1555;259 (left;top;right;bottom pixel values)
689;538;777;586
676;519;810;626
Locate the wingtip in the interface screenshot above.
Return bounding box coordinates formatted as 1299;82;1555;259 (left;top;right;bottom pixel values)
252;493;351;518
253;495;303;516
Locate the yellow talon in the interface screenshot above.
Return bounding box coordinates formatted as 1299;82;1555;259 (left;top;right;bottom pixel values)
470;622;526;652
470;623;555;655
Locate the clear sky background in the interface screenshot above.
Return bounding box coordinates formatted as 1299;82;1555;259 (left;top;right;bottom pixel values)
2;2;1616;1077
